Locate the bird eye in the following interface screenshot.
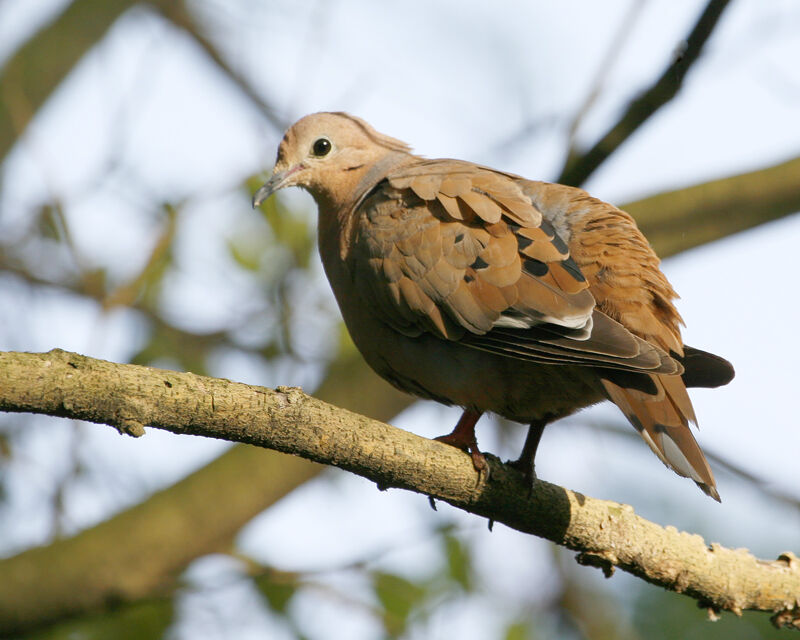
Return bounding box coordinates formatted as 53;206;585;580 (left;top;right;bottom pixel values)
312;138;332;157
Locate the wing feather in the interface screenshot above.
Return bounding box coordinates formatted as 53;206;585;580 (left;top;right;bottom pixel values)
354;161;683;376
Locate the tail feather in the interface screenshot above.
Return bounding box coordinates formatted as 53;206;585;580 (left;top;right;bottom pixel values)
680;346;735;389
601;374;719;501
660;373;698;425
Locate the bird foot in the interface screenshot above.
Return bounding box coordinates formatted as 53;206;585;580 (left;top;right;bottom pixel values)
434;431;489;480
506;457;537;495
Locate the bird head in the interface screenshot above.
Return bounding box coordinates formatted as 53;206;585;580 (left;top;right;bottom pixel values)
252;112;411;211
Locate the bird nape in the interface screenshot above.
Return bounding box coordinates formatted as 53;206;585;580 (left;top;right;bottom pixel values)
253;112;735;501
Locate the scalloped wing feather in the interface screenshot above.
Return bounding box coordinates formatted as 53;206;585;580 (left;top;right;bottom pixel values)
353;160;684;375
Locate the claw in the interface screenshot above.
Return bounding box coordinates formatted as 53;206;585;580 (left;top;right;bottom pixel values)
434;409;488;483
506;456;538;495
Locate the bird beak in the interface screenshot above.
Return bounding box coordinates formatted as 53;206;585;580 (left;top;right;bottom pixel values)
252;165;301;208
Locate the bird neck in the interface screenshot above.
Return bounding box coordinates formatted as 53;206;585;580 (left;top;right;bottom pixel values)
312;151;411;212
315;150;413;261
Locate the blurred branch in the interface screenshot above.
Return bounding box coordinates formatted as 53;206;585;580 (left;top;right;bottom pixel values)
1;349;799;635
557;0;732;187
101;203;177;310
564;0;646;154
157;3;287;131
0;0;173;162
625;154;800;257
0;0;287;163
0;438;317;637
0;202;236;372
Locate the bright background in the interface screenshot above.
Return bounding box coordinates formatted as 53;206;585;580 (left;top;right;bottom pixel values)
1;1;799;638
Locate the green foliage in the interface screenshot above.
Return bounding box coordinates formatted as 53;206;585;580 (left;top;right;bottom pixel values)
372;571;428;637
235;528;482;638
503;620;535;640
255;571;299;615
24;598;174;640
35;204;63;241
261;198;314;271
133;204;177;312
366;526;480;637
227;237;262;272
443;528;472;591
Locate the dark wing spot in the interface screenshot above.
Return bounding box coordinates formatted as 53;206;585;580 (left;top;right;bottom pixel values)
550;234;569;255
471;256;489;270
516;235;533;250
539;219;569;254
550;232;569;255
455;233;464;243
539;219;555;237
522;258;549;277
464;273;475;283
560;258;586;282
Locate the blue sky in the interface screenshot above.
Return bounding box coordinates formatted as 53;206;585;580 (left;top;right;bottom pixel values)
1;1;799;637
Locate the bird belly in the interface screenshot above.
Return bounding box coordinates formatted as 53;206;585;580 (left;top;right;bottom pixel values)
341;302;605;424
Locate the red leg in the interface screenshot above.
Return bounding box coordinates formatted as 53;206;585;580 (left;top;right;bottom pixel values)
434;409;487;475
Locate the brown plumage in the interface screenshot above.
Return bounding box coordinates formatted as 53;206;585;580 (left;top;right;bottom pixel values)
253;112;734;500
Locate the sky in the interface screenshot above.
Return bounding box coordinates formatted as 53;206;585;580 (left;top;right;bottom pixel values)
1;1;799;638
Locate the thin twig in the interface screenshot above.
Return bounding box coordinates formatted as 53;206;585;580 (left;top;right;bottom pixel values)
157;3;287;132
557;0;733;186
564;0;647;154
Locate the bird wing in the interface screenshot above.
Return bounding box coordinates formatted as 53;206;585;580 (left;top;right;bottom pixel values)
350;159;679;375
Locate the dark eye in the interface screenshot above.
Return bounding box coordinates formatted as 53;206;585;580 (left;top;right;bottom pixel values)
312;138;331;157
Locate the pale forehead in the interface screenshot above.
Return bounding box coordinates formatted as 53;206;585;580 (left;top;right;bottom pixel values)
282;113;358;148
275;113;412;164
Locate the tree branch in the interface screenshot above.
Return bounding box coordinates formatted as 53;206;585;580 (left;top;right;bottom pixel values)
0;349;798;635
557;0;732;186
626;155;800;256
0;0;286;163
0;346;410;637
0;0;171;161
156;3;287;131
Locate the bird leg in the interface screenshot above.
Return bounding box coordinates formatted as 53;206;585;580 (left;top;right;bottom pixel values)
507;419;547;489
434;409;487;475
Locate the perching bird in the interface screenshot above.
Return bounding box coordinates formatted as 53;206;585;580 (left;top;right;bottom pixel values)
253;112;734;500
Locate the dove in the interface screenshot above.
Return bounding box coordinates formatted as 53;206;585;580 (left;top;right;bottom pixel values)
253;112;734;500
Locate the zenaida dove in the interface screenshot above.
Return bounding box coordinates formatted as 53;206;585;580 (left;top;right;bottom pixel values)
253;112;734;500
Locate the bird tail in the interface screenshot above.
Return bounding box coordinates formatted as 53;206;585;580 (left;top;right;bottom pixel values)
680;346;735;389
601;373;719;501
